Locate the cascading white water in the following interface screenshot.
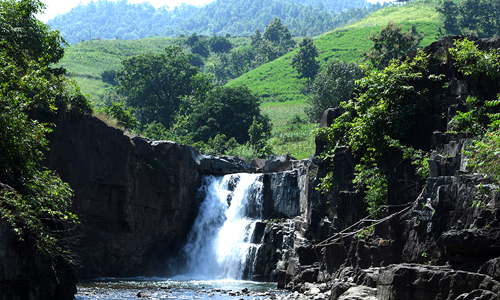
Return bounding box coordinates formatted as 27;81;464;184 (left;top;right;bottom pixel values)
181;173;264;280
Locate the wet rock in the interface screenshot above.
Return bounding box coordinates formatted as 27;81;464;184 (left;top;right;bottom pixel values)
456;289;497;300
264;155;294;173
330;281;355;300
336;286;377;300
377;264;500;300
136;291;151;298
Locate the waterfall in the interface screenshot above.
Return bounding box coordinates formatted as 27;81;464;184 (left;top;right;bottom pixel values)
181;173;264;280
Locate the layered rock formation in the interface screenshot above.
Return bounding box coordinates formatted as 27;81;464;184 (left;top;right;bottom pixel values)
276;36;500;300
43;114;258;278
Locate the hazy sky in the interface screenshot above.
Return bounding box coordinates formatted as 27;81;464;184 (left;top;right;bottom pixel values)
37;0;217;22
37;0;387;23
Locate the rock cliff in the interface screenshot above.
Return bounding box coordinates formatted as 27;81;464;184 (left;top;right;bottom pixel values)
274;36;500;300
43;114;258;278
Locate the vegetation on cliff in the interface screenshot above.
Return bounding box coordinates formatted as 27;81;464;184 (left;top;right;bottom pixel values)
0;0;91;259
316;37;500;217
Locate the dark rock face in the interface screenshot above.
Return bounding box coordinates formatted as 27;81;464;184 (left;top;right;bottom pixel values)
0;220;77;300
377;264;500;300
281;36;500;300
44;115;255;278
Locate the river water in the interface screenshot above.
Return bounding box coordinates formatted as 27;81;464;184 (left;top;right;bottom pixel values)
75;278;282;299
76;174;279;299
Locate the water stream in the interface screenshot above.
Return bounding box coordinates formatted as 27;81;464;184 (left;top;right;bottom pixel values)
181;173;264;280
75;173;275;299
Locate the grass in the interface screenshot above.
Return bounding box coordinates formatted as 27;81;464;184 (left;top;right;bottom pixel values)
57;0;444;159
58;37;179;107
228;1;442;105
261;101;316;159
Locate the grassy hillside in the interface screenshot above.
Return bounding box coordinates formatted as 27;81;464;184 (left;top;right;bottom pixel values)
227;1;442;103
58;0;444;159
226;0;442;159
58;37;179;104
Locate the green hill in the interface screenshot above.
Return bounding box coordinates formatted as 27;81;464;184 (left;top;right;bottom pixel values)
227;1;442;103
59;37;181;103
58;0;444;159
226;0;442;158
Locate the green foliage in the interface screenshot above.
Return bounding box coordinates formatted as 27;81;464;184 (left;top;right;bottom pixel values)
353;163;388;217
101;69;117;85
0;0;88;259
448;96;489;135
436;0;460;35
263;18;297;52
449;38;500;78
354;225;375;239
306;60;365;122
364;21;421;69
291;37;320;85
185;85;271;144
316;51;435;217
98;101;138;131
47;0;376;45
248;117;274;158
465;128;500;183
437;0;500;38
116;46;207;128
447;39;500;134
209;35;233;53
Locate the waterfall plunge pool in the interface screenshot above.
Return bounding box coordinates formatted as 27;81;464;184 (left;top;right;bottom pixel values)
76;173;285;299
75;278;284;299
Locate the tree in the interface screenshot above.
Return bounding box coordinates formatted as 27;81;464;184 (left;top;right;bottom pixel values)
116;46;208;128
251;28;262;47
209;34;233;53
0;0;90;258
436;0;460;36
191;39;210;58
306;60;364;122
291;37;320;85
263;18;296;52
316;52;434;216
364;21;420;69
186;86;271;144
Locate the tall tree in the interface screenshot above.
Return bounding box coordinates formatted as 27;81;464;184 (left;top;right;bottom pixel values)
364;21;420;69
306;60;364;122
263;18;296;51
436;0;460;35
186;86;271;144
116;46;207;128
291;37;320;85
0;0;90;257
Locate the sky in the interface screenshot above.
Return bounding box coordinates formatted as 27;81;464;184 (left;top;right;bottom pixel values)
37;0;388;23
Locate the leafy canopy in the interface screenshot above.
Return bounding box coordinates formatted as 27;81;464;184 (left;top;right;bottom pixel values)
291;37;320;85
182;85;271;145
116;46;209;128
305;59;364;122
316;51;434;216
0;0;91;258
364;21;420;70
437;0;500;38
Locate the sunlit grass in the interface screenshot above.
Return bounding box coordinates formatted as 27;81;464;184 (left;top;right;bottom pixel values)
261;102;317;159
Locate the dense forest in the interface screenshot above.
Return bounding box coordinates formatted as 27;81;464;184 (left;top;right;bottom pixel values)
437;0;500;38
46;0;384;45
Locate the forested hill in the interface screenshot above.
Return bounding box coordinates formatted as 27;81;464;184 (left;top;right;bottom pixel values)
47;0;380;45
